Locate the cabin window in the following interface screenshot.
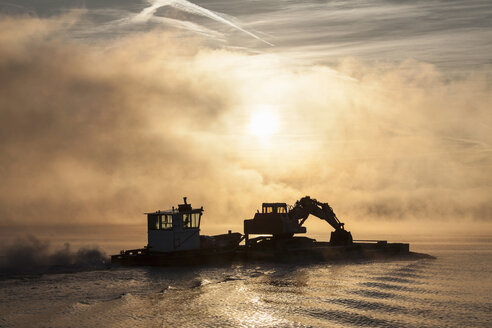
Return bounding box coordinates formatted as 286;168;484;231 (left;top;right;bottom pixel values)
183;213;200;229
161;214;173;230
264;206;273;213
192;213;200;228
278;206;286;213
148;215;159;230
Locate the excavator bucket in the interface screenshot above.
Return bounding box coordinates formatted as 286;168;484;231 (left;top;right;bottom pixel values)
330;229;353;246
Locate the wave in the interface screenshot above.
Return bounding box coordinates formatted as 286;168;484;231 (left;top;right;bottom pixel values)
0;235;109;277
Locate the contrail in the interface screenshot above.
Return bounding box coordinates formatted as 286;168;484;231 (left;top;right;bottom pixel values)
133;0;274;46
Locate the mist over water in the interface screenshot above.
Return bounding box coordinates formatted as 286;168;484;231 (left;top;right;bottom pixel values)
0;12;491;232
0;236;108;276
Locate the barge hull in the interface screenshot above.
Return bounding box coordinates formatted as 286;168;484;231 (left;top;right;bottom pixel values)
111;248;236;266
237;240;433;263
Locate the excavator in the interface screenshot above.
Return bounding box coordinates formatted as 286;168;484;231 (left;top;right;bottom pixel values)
244;196;353;246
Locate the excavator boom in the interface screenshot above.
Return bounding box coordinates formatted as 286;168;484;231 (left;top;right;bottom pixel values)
290;196;344;231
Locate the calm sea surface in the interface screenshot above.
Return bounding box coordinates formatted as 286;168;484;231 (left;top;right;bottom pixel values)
0;237;491;327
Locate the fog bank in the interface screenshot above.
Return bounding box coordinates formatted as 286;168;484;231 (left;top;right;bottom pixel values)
0;15;491;235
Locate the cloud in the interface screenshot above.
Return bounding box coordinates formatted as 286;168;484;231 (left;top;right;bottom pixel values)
0;14;491;241
132;0;273;45
234;0;492;68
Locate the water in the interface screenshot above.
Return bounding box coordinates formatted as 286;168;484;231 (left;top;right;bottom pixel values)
1;239;491;327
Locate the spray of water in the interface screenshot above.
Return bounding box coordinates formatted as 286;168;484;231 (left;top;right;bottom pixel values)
0;236;109;276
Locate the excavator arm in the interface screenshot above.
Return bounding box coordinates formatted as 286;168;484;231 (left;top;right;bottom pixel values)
289;196;344;230
288;196;353;245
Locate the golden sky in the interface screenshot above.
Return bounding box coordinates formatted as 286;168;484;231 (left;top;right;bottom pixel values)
0;2;491;240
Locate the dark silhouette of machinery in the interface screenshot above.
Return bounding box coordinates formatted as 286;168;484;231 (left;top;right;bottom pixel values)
244;196;353;246
112;196;423;266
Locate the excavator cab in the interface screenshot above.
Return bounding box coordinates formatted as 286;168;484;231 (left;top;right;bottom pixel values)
262;203;287;214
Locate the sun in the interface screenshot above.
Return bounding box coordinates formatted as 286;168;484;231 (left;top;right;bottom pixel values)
248;106;279;138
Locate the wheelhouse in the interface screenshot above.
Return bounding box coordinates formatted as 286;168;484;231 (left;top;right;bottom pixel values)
146;197;203;252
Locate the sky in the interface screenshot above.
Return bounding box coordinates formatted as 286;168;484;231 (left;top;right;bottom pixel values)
0;0;491;246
